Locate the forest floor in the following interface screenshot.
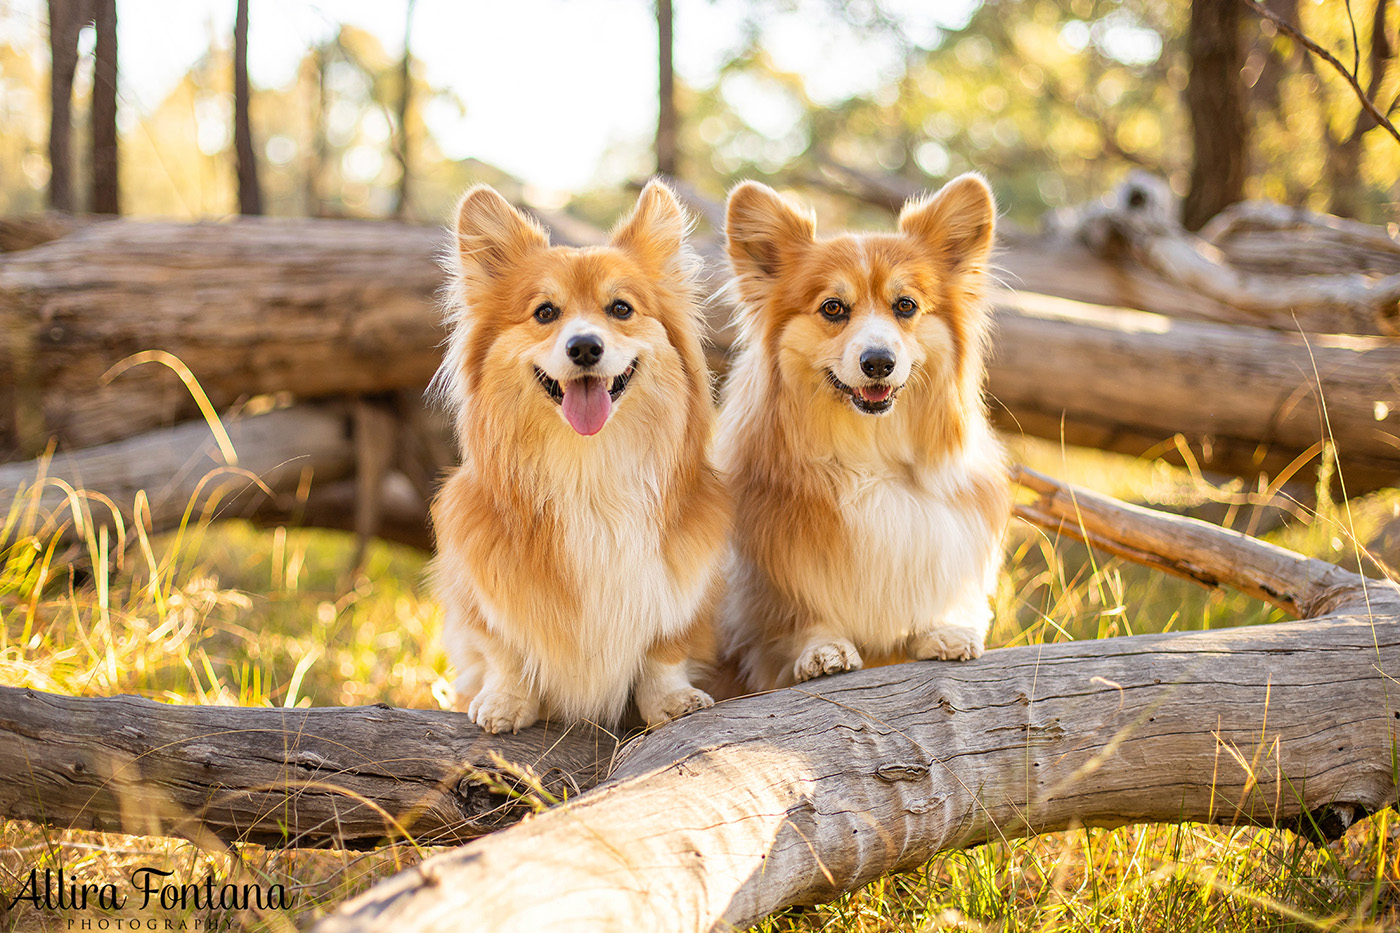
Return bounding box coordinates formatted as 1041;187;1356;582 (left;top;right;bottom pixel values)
2;436;1399;932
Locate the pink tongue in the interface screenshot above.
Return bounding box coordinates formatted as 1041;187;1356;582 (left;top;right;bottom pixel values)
561;377;612;435
859;385;893;402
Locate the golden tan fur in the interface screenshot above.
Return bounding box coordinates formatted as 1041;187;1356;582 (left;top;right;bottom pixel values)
716;174;1012;692
431;181;728;732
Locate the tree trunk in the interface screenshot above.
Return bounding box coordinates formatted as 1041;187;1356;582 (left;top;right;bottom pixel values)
1327;0;1392;219
1183;0;1249;230
392;0;417;220
89;0;118;215
655;0;678;177
0;687;614;849
46;0;82;212
233;0;262;216
306;467;1399;932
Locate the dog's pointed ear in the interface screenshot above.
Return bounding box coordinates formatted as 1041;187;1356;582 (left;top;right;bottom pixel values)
610;180;690;277
898;173;995;273
454;185;549;284
724;181;815;282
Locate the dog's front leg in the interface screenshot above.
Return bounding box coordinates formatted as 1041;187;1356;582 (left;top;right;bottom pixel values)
635;656;713;727
466;638;542;734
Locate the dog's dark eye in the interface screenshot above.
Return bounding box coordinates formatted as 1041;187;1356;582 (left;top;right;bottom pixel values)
607;299;634;320
819;298;848;322
894;297;918;318
534;303;559;324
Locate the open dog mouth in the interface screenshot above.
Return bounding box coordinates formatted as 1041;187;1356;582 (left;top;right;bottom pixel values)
827;371;898;414
534;359;638;435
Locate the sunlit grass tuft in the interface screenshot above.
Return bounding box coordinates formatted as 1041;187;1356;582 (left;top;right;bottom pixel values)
2;435;1398;931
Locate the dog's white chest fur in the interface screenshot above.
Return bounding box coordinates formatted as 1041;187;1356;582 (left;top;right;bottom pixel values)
824;454;1002;652
479;462;712;723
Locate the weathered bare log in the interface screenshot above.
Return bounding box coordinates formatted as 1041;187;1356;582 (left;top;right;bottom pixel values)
0;688;614;848
315;469;1399;931
0;214;596;461
1058;174;1400;334
989;290;1400;496
1200;200;1400;278
0;219;443;460
0;405;356;550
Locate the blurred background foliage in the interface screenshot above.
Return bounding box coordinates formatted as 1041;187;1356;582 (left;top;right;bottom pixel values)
0;0;1395;228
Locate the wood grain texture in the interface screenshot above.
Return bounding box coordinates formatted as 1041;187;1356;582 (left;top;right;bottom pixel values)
0;404;355;548
0;219;445;459
989;291;1400;495
0;687;616;848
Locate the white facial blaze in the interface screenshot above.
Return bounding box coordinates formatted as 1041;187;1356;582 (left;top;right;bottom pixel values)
539;314;641;381
836;311;913;386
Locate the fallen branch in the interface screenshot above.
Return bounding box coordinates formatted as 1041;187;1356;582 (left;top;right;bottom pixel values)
0;405;357;552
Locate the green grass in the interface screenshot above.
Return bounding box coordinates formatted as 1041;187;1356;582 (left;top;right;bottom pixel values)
1;437;1398;931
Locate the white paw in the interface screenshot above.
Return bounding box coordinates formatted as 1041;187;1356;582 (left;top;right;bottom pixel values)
467;689;540;734
640;687;714;727
907;625;985;662
792;640;863;684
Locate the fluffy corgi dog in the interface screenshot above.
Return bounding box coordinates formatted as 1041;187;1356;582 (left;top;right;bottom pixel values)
431;181;728;733
716;174;1010;692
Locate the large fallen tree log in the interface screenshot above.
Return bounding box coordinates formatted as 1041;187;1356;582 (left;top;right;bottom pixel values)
0;398;449;553
0;690;614;848
2;470;1397;930
989;290;1400;496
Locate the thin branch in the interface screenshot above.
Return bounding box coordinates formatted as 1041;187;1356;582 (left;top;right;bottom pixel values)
1239;0;1400;146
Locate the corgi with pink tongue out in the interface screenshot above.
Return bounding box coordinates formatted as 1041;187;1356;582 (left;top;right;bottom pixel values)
430;180;729;734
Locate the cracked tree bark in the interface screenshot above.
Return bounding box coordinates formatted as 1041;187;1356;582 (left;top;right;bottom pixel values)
0;690;615;849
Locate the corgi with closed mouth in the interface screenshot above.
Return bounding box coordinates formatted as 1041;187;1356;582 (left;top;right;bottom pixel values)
431;180;728;733
716;174;1010;692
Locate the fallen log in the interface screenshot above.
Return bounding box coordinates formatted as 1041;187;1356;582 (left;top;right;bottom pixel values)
989;290;1400;496
0;404;357;552
1055;173;1400;335
0;218;443;460
0;689;614;848
312;467;1399;931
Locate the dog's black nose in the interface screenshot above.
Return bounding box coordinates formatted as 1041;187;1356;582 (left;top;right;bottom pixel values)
860;348;895;379
567;334;604;368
